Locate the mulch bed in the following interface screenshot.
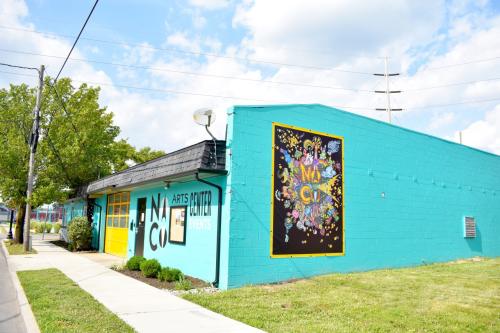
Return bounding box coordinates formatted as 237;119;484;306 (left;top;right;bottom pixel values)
116;268;210;290
49;240;96;253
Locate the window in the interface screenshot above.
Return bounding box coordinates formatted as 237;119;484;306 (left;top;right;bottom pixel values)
169;206;187;244
106;193;130;229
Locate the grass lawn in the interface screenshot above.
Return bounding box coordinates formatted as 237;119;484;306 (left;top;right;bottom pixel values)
17;268;135;333
3;239;37;255
184;258;500;333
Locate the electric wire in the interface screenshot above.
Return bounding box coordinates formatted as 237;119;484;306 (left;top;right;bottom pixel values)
0;25;392;61
2;69;499;110
405;76;500;91
54;0;99;82
0;62;39;72
0;25;374;75
0;48;374;92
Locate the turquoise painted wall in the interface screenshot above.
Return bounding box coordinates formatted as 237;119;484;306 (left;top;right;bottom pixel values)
62;199;88;244
92;195;107;252
63;198;104;250
225;104;500;288
63;199;86;224
124;177;227;283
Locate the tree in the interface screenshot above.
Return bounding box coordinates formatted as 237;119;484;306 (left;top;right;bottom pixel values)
110;140;165;172
0;83;35;242
0;77;164;243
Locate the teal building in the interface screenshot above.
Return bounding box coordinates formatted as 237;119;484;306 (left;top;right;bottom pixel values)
64;104;500;289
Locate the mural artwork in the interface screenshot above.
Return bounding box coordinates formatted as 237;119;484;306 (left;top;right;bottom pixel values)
271;123;344;257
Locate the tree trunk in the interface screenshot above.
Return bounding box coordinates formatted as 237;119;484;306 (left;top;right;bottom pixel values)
14;205;26;244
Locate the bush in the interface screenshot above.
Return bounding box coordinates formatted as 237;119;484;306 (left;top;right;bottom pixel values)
140;259;161;278
126;256;146;271
44;223;52;233
53;223;61;233
174;276;192;290
31;222;39;232
34;222;45;233
157;267;170;282
157;267;184;282
67;217;92;251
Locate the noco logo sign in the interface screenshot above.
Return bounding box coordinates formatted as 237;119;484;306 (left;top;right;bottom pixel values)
149;191;212;251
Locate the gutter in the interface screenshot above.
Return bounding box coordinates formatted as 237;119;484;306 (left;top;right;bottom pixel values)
195;173;222;288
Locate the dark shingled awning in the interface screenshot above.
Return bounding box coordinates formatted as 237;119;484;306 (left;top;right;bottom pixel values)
87;140;226;195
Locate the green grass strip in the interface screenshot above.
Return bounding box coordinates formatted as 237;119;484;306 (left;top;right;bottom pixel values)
17;268;135;333
4;240;37;255
184;258;500;333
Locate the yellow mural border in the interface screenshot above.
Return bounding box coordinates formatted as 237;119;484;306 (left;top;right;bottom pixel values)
270;122;345;258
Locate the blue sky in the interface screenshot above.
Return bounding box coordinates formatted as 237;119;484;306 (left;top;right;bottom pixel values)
1;0;500;154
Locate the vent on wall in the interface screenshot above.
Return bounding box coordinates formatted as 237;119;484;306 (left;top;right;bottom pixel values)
464;216;476;238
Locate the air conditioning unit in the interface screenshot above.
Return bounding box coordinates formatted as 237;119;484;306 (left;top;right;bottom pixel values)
464;216;476;238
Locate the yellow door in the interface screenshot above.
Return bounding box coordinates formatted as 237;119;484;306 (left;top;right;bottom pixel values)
105;192;130;257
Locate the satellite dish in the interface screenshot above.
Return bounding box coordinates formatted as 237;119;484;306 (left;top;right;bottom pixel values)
193;108;216;127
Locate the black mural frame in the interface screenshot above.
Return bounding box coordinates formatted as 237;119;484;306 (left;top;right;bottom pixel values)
168;205;187;245
271;122;345;258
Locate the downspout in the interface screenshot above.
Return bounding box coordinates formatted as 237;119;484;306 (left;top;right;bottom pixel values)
195;173;222;288
88;200;102;251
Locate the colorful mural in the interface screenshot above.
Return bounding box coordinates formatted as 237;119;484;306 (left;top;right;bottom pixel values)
271;123;344;257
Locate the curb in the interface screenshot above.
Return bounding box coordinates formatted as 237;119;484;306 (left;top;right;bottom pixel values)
1;240;41;333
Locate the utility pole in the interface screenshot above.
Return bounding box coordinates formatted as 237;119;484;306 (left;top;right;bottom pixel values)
24;64;44;252
374;57;402;123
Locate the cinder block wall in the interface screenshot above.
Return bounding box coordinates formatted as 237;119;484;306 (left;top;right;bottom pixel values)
225;104;500;288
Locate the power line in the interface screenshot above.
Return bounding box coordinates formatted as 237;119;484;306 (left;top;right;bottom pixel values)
2;68;499;111
409;96;500;109
0;48;374;92
0;62;39;71
0;25;373;75
422;56;500;71
405;76;500;91
54;0;99;82
0;25;392;61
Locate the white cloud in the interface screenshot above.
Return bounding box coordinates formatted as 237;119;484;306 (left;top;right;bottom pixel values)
234;0;445;66
166;31;201;53
2;0;500;158
189;0;230;10
455;104;500;154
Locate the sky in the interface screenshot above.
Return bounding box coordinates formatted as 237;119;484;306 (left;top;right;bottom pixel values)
0;0;499;155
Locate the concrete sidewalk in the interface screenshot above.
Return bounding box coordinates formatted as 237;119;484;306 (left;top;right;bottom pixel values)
0;235;27;333
7;239;264;333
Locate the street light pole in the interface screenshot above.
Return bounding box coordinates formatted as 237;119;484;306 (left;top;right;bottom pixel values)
7;209;14;239
23;64;44;252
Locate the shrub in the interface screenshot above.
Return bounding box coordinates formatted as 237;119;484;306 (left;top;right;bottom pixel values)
67;217;92;251
45;223;52;233
126;256;146;271
140;259;161;278
34;222;45;233
157;267;184;282
53;223;61;233
31;222;38;232
174;276;192;290
157;267;170;282
169;268;183;282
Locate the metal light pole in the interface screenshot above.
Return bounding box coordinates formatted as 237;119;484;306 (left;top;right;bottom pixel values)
7;209;14;239
23;64;44;252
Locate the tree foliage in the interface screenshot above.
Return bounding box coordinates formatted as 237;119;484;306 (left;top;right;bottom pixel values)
0;78;164;242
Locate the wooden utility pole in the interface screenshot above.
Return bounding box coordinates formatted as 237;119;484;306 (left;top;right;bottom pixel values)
24;64;44;251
